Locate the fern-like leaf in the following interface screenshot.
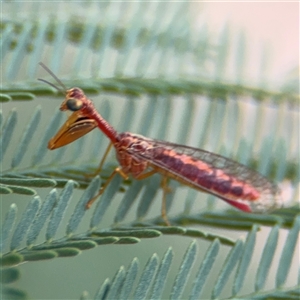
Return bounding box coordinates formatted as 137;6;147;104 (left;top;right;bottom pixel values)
84;223;299;299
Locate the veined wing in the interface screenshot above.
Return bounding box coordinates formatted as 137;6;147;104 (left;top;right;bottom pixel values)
127;136;282;213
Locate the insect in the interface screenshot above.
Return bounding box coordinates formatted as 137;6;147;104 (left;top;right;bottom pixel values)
39;63;282;225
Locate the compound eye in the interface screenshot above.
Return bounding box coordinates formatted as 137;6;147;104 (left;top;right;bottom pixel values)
66;98;83;111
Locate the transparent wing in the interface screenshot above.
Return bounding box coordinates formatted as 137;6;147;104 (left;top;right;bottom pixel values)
127;136;282;213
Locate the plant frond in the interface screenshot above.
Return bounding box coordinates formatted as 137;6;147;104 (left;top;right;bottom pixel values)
1;267;20;284
117;257;139;299
1;177;299;271
80;224;300;299
133;253;159;299
276;215;300;287
182;205;300;230
170;240;197;299
255;224;280;291
11;107;41;168
0;204;17;254
149;247;173;299
212;238;244;298
0;109;17;164
0;178;238;269
3;77;299;103
189;239;220;299
1;3;299;103
232;225;258;295
10;196;41;251
1;287;27;300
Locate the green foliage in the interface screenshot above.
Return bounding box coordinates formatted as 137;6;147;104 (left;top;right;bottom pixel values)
1;1;299;299
83;226;300;299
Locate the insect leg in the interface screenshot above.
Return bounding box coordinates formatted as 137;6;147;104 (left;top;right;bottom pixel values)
135;171;171;225
161;176;171;226
135;169;157;180
85;142;113;178
85;167;128;209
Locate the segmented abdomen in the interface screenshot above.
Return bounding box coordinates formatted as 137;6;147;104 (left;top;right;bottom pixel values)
125;134;282;213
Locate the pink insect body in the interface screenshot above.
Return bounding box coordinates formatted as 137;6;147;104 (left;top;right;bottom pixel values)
114;132;281;214
38;63;282;224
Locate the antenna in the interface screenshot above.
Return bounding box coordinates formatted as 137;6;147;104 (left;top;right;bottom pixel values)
38;62;67;93
38;78;64;92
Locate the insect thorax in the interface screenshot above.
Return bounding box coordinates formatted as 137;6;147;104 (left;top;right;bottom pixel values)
114;132;151;177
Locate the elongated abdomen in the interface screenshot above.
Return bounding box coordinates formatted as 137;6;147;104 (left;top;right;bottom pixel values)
138;144;282;213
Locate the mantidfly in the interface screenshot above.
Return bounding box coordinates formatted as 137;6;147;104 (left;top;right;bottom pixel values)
39;63;282;225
